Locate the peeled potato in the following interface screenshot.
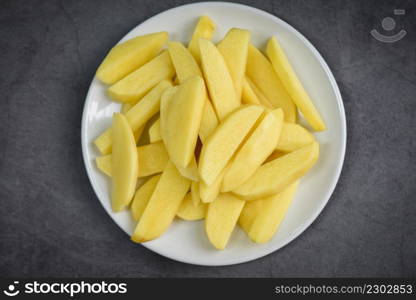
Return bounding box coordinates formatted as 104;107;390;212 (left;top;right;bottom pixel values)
111;113;138;212
233;142;319;200
96;32;168;85
132;161;191;242
131;175;161;221
177;193;207;221
191;181;201;206
198;105;264;185
246;44;297;122
199;164;229;203
199;39;240;120
94;80;172;155
160;76;206;169
177;157;199;182
221;109;284;192
148;118;162;143
217;28;251;101
188;16;216;64
205;193;245;249
245;76;274;109
266;37;326;131
277;123;315;152
241;77;261;105
239;181;299;243
108;51;175;103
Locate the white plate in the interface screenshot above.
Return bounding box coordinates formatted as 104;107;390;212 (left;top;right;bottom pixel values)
81;2;346;266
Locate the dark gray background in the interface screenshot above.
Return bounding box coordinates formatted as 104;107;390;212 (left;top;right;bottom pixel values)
0;0;415;277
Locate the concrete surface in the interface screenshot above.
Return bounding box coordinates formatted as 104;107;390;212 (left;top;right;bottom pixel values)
0;0;415;277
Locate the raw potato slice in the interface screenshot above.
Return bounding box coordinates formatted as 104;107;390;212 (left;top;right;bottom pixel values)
148;118;161;143
199;39;240;120
167;41;219;143
95;142;168;178
111;113;138;212
217;28;251;101
177;157;199;181
222;109;284;192
94;80;172;155
177;193;207;221
160;76;206;168
245;76;273;109
199;165;228;203
121;103;133;113
277;123;315;152
137;142;169;177
266;37;326;131
239;181;299;243
131;161;191;242
241;77;261;105
108;51;175;103
246;44;297;122
131;175;161;221
96;32;168;84
188;16;216;64
198;105;264;185
191;181;201;206
205;193;245;249
233;142;319;200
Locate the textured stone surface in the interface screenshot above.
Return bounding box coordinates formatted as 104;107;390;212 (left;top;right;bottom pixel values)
0;0;415;277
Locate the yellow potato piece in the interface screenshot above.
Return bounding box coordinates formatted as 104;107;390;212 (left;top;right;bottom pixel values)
96;32;168;85
111;113;138;212
246;44;296;122
222;109;284;192
199;39;240;120
177;157;199;181
131;175;161;221
95;141;168;178
205;193;245;249
188;16;216;64
191;181;201;206
266;37;326;131
277;123;315;152
233;142;319;200
160;76;206;168
121;102;133;113
108;51;175;103
217;28;251;101
241;77;261;105
199;165;228;203
94;80;172;155
245;76;273;109
239;181;299;243
148;118;162;143
167;41;218;143
199;105;264;185
131;161;191;242
177;193;207;221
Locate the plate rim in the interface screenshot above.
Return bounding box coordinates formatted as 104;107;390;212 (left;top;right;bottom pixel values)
81;1;347;266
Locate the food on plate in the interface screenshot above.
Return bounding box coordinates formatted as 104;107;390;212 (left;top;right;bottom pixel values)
92;17;326;249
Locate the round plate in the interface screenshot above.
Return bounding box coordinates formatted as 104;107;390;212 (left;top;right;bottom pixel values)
81;2;346;266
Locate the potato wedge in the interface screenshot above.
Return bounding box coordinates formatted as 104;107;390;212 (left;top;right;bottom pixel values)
111;113;138;212
94;80;172;155
131;175;161;221
241;77;261;105
205;193;245;249
245;76;273;109
108;51;175;103
167;41;219;143
246;44;296;122
132;161;191;242
188;16;216;64
239;181;299;243
199;39;240;120
148;118;162;143
277;123;315;152
96;32;168;85
199;164;229;203
222;109;284;192
191;181;201;206
217;28;251;101
177;193;207;221
199;105;264;185
95;141;168;178
233;142;319;200
266;37;326;131
160;76;206;168
121;102;133;113
177;157;199;182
